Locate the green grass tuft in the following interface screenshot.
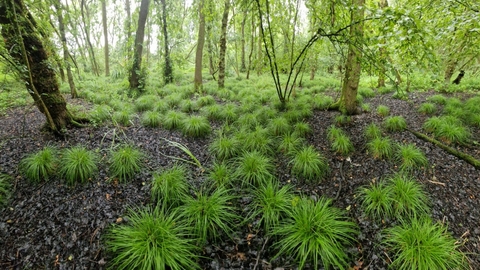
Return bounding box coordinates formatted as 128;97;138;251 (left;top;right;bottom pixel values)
162;110;187;130
208;162;233;187
107;207;200;270
383;217;467;270
273;197;358;270
364;123;382;140
293;122;312;137
277;132;306;155
20;146;57;183
151;164;189;207
109;145;144;182
384;116;407;132
290;146;329;182
395;144;428;171
377;105;390;117
209;135;239;161
330;133;354;156
59;146;98;186
418;102;436;115
141;111;162;127
180;115;211;137
234;151;274;187
389;174;430;217
367;137;394;159
357;181;394;221
268;116;291;136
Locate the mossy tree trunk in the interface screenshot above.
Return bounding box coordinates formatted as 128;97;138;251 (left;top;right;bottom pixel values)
0;0;72;134
128;0;150;91
330;0;365;115
160;0;173;84
194;0;206;91
218;0;230;89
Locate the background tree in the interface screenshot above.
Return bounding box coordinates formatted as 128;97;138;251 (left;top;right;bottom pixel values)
160;0;173;84
194;0;206;91
217;0;230;88
128;0;150;91
102;0;110;76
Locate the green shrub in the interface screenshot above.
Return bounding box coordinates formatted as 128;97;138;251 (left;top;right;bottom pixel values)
107;207;200;270
109;145;144;182
437;123;471;145
367;137;394;159
151;165;189;207
383;217;467;270
179;186;238;245
20;146;57;183
384;116;407;132
234;151;274;187
180;116;211;137
251;180;294;233
395;144;428;171
273;197;358;270
377;105;390;117
162;110;186;130
59;146;98;186
290;146;328;182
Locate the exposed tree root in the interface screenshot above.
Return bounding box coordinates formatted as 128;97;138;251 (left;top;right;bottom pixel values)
406;128;480;169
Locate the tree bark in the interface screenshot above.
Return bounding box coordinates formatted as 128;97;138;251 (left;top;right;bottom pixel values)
125;0;132;62
194;0;206;91
0;0;72;133
240;12;247;73
80;0;100;76
160;0;173;84
128;0;150;90
331;0;365;115
53;1;78;98
218;0;230;88
444;60;457;85
102;0;110;76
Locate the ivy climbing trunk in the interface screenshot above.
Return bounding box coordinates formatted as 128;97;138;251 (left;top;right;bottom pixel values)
218;0;230;89
128;0;150;91
0;0;72;133
331;0;365;115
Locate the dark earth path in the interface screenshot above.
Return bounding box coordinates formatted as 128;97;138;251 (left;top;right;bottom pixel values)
1;91;479;269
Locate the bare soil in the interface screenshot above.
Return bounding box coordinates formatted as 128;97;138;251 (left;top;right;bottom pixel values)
1;92;479;269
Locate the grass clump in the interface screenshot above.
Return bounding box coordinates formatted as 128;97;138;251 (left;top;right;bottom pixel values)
334;114;351;126
376;105;390;117
107;207;200;270
141;111;162;127
109;145;144;182
179;186;238;245
330;133;354;156
268;116;291;136
240;127;273;154
208;135;239;161
389;174;430;217
234;151;274;187
383;116;407;132
290;146;328;182
20;146;57;183
367;137;394;159
134;95;158;112
90;104;112;123
180;115;211;137
113;109;134;126
383;217;467;270
162;110;186;130
0;174;12;206
395;144;428;171
59;146;98;186
293;122;312;137
273;197;358;270
251;180;294;233
357;182;394;221
208;162;233;187
151;165;189;207
364;123;382;140
418;102;436;115
427;94;447;105
277;133;306;155
327;125;345;141
200;104;225;121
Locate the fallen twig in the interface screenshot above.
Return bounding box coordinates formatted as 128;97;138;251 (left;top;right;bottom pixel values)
253;236;269;270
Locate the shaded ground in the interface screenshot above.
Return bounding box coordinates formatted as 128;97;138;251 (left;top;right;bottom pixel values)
1;91;479;269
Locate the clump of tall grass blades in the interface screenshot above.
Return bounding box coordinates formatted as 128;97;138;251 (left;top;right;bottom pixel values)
384;116;407;132
364;123;382;140
290;146;328;182
180;115;211;137
179;186;238;245
141;111;162;127
109;145;144;182
395;144;428;171
268;116;291;136
277;133;305;154
377;105;390;117
389;174;430;217
418;102;436;115
357;182;394;221
208;162;233;187
251;181;294;233
273;197;358;270
235;151;274;186
330;133;354;156
107;207;200;270
20;146;57;183
151;165;189;207
162;110;186;130
209;135;239;161
367;137;394;159
59;146;98;186
383;217;467;270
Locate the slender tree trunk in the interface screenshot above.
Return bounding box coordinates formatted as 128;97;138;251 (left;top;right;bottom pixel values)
206;24;215;77
160;0;173;84
102;0;109;76
53;1;77;98
0;0;72;133
376;0;388;88
194;0;206;91
332;0;365;115
80;0;100;76
240;12;247;73
246;13;255;79
444;60;457;85
125;0;132;63
129;0;150;90
218;0;230;88
256;25;263;76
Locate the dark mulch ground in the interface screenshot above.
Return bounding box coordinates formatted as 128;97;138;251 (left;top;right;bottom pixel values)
1;92;479;269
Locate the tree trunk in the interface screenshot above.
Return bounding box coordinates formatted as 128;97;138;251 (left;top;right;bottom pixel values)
206;24;215;77
444;60;457;85
0;0;72;133
128;0;150;91
331;0;365;115
256;25;263;76
376;0;388;88
125;0;132;63
160;0;173;84
240;12;247;73
194;0;206;91
53;1;77;98
102;0;110;76
218;0;230;89
246;13;255;79
80;0;100;76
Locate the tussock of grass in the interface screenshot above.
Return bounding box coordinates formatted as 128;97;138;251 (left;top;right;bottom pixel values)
109;145;144;182
395;144;428;171
59;146;98;186
20;146;57;183
290;146;329;182
384;116;407;132
151;164;189;207
367;137;394;159
234;151;274;186
180;116;211;137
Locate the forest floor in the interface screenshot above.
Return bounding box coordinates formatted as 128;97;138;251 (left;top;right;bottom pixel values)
0;90;479;269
